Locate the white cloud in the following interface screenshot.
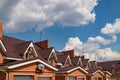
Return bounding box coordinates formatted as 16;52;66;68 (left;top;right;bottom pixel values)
63;37;120;61
101;18;120;35
97;48;120;61
88;35;117;45
0;0;98;33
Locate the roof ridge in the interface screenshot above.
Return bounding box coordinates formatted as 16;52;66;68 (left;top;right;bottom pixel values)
3;35;26;42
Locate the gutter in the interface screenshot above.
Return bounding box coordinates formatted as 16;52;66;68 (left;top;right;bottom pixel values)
0;70;8;80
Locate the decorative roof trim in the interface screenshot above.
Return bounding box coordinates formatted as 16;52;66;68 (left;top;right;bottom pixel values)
67;66;88;73
58;66;88;74
103;71;112;76
65;55;72;66
6;59;58;71
5;57;23;60
48;48;58;61
24;42;38;57
92;70;104;76
77;57;82;66
0;40;7;52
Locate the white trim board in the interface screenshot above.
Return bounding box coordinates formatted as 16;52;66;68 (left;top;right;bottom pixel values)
5;59;58;71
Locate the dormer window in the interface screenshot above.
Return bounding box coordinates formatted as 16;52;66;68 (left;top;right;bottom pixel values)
48;53;55;65
25;47;34;60
26;53;32;59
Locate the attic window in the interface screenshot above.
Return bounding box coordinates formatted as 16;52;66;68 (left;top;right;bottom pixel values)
26;53;32;59
25;47;35;60
29;47;33;52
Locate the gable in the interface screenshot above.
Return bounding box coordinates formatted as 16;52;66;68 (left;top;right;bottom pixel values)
3;59;58;71
77;58;83;67
68;69;87;76
23;42;38;59
0;40;7;52
48;48;58;62
92;70;104;77
65;56;72;66
10;63;55;73
92;72;104;78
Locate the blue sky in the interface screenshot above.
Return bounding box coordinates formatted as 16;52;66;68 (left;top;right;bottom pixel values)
0;0;120;61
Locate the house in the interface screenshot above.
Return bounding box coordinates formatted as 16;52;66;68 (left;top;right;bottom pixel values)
98;60;120;80
56;66;88;80
103;71;112;80
0;22;115;80
87;69;104;80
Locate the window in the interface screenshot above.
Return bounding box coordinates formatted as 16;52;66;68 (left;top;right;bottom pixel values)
98;77;102;80
14;75;33;80
78;78;84;80
26;53;32;59
68;76;76;80
92;78;97;80
38;77;51;80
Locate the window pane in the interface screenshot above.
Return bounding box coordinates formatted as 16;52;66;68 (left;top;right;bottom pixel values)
69;76;76;80
38;77;51;80
98;77;102;80
14;75;33;80
78;78;84;80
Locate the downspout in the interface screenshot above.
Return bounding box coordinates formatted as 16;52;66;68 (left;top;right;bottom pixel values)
6;71;8;80
0;70;8;80
63;73;67;80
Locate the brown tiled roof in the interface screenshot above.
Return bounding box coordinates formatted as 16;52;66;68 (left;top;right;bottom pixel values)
35;40;49;49
112;73;120;78
1;35;32;59
36;47;54;60
56;51;64;56
57;54;68;65
2;35;25;51
90;61;97;69
33;43;42;51
15;41;32;54
58;66;77;72
98;60;120;70
71;56;80;66
4;51;22;59
87;68;103;75
82;59;89;68
58;66;88;74
98;60;120;73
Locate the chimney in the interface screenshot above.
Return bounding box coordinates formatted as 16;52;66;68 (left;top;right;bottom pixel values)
81;55;85;60
62;50;74;58
35;40;49;49
0;22;2;39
